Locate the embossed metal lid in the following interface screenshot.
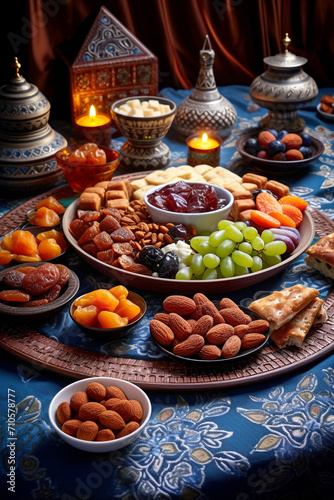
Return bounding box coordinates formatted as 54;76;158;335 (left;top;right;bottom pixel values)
263;33;307;69
0;58;67;163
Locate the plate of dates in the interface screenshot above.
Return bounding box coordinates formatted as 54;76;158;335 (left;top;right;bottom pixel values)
0;262;79;318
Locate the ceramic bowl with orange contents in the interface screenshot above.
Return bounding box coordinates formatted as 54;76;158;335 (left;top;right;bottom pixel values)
69;285;146;338
56;143;119;193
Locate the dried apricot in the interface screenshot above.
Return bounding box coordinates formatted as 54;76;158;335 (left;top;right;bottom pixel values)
36;230;67;251
74;290;119;312
31;207;60;227
109;285;128;300
268;211;296;228
3;270;25;289
22;263;60;296
0;289;31;303
97;311;129;328
35;196;65;214
255;192;283;215
280;204;303;227
55;264;71;287
73;305;100;327
7;230;38;256
38;238;62;260
250;210;281;228
278;195;308;211
0;247;16;265
114;297;141;321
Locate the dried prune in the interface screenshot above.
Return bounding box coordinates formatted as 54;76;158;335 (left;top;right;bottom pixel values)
0;289;31;303
3;270;25;289
21;263;60;296
167;224;195;244
158;252;179;278
138;245;164;272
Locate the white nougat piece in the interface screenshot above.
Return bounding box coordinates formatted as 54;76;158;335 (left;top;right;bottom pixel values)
129;108;144;117
148;99;160;110
143;108;154;117
119;103;132;114
127;99;141;108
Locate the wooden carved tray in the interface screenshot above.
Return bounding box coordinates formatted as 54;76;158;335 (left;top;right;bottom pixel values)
1;180;334;390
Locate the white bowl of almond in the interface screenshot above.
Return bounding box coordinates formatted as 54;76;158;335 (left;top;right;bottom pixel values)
49;377;151;452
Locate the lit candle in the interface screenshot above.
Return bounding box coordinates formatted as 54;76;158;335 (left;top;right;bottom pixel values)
187;133;222;166
75;105;112;146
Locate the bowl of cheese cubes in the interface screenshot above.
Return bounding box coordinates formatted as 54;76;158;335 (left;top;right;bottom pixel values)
110;96;177;171
111;96;176;144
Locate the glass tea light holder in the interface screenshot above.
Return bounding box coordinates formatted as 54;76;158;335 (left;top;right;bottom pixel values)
75;105;112;146
187;133;222;166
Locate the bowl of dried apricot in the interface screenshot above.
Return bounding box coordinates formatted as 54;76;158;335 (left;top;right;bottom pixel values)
0;227;69;265
48;377;152;452
69;285;146;337
56;142;119;194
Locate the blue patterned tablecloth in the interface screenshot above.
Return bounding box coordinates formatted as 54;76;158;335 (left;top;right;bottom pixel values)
0;85;334;500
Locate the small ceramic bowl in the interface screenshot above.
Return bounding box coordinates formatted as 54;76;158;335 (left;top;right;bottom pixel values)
0;226;69;265
55;144;119;193
0;262;80;318
48;376;152;452
144;181;234;234
69;290;146;338
111;96;177;144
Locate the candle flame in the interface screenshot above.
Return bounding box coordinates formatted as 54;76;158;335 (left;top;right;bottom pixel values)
89;105;96;118
202;133;208;144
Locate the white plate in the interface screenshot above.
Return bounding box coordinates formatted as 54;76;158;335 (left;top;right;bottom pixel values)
62;199;315;294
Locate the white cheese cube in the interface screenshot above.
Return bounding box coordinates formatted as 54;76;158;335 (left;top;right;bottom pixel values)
160;104;171;114
141;101;149;108
143;108;154;117
127;99;141;109
148;100;160;110
119;103;132;114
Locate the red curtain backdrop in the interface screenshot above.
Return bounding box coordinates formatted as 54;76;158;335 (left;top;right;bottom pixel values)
1;0;334;120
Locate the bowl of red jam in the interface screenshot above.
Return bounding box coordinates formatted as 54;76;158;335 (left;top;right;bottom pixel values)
144;180;234;234
56;143;119;194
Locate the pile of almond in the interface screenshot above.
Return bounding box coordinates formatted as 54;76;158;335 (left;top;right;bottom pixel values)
150;293;269;360
56;382;144;442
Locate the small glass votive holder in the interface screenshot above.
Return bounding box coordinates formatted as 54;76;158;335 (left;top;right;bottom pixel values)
75;113;112;147
186;133;222;167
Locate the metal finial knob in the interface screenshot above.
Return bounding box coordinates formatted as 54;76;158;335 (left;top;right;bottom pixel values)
12;57;21;78
283;33;291;53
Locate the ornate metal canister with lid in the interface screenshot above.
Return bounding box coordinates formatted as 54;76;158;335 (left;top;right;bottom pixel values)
249;34;318;133
173;36;237;140
0;58;67;194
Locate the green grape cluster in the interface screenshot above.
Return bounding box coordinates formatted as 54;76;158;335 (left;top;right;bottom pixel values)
175;220;287;280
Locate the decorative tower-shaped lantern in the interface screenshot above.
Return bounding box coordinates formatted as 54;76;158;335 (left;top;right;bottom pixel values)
173;36;237;140
250;34;318;133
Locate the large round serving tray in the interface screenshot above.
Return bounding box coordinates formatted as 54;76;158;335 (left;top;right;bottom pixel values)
0;181;334;390
62;198;315;294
